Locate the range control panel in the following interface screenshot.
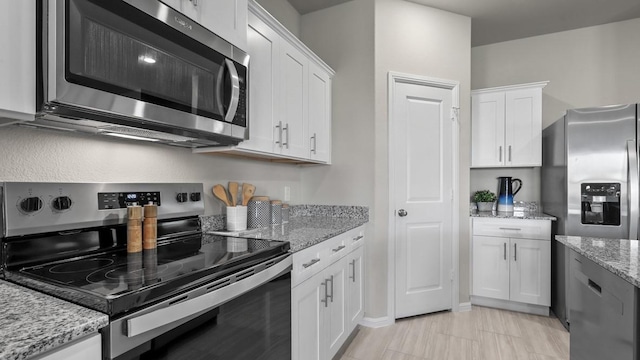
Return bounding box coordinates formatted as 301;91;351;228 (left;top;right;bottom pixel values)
98;191;162;210
1;182;205;237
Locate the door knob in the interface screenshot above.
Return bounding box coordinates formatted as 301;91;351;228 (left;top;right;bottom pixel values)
398;209;408;217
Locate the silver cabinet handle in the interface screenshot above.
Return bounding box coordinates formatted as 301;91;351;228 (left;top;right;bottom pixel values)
332;245;346;253
275;121;283;147
503;243;506;260
499;227;522;231
349;260;356;282
311;133;317;154
514;243;517;261
283;123;289;148
499;146;502;162
321;279;329;307
191;0;198;6
508;145;512;162
353;235;363;242
398;209;408;217
302;258;320;268
327;275;334;303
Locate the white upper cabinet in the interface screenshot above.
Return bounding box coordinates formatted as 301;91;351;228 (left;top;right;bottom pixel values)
195;0;334;164
161;0;248;50
0;0;36;126
471;82;548;168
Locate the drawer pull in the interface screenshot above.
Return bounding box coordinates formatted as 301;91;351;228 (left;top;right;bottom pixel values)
332;245;346;253
302;258;320;268
353;235;364;242
499;227;522;231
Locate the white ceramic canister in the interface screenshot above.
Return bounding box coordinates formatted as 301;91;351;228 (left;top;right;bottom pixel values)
247;197;271;228
271;200;282;225
226;205;247;231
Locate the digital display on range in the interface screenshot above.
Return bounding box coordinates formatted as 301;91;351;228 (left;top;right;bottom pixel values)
98;191;161;210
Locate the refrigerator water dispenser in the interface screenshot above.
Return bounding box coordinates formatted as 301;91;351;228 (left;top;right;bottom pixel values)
581;183;621;225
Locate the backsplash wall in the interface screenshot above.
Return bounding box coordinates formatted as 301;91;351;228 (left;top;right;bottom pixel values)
470;167;541;205
0;126;303;215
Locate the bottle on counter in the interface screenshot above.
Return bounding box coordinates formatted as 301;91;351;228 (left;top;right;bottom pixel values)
127;204;143;253
143;203;157;250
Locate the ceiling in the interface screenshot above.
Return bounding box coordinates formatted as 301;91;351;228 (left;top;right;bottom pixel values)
287;0;640;46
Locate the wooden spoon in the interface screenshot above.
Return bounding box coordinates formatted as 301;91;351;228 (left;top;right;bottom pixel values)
228;181;239;206
241;183;256;206
212;184;232;206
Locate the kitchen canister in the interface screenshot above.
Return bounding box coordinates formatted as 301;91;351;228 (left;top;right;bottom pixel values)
226;205;247;231
248;196;271;228
281;203;290;223
270;200;282;225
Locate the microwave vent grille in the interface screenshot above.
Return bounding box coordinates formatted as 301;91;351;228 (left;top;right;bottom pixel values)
100;126;195;142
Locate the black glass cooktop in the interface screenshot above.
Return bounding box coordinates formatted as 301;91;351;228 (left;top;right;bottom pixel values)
12;234;289;316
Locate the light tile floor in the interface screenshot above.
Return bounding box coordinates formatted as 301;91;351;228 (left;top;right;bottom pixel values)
341;306;569;360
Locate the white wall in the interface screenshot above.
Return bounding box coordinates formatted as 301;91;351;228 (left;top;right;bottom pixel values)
471;17;640;214
256;0;301;37
0;127;302;215
374;0;471;314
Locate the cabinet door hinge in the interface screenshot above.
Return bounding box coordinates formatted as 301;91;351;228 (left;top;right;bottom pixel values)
450;107;459;123
450;270;455;282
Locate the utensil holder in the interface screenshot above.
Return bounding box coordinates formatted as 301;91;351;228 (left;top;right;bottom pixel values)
248;199;271;228
226;206;247;231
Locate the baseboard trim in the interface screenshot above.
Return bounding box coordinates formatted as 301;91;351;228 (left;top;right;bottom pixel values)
360;316;394;328
471;296;550;316
457;302;472;312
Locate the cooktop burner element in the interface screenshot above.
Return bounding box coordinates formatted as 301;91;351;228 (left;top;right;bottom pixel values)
49;258;115;274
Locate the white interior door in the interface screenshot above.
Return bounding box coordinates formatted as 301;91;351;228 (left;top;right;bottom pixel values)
393;81;454;319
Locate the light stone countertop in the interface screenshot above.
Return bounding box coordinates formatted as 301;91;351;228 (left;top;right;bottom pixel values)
0;280;108;360
470;210;557;221
204;205;370;252
556;235;640;288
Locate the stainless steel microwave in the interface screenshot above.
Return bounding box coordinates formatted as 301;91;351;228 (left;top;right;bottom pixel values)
33;0;249;147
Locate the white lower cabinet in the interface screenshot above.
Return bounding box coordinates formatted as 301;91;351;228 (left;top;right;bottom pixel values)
33;333;101;360
471;218;551;314
292;226;365;360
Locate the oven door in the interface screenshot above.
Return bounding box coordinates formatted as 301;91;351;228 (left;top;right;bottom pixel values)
44;0;248;140
108;254;292;360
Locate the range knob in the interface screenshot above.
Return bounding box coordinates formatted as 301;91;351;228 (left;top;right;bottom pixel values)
52;196;72;211
190;192;201;202
176;192;189;203
19;197;43;214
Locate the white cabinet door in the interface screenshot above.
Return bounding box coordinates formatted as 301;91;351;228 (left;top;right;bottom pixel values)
198;0;248;50
292;271;325;360
240;11;279;153
509;238;551;306
279;40;309;159
0;0;36;125
505;88;542;166
308;63;332;163
471;92;505;167
160;0;181;11
178;0;199;20
326;257;348;360
472;236;510;300
347;245;364;331
34;334;101;360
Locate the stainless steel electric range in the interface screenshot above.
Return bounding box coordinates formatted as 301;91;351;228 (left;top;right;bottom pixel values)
0;183;292;360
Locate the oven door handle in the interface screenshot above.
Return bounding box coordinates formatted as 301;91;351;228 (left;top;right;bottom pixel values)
125;254;292;338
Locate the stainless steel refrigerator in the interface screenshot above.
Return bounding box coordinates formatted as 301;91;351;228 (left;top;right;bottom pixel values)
541;103;639;344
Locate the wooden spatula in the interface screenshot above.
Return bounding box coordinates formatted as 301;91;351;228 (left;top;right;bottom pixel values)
241;183;256;206
228;182;239;206
212;184;232;206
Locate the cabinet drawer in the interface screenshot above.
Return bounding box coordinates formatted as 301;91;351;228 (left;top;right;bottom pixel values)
473;218;550;240
292;243;325;287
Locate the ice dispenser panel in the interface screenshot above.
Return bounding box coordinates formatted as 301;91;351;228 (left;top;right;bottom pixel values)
581;183;620;226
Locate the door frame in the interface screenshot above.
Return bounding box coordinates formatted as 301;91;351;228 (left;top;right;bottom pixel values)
387;71;461;320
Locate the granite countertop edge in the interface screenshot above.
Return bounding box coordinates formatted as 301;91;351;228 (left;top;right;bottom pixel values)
470;211;557;221
556;235;640;288
0;281;108;360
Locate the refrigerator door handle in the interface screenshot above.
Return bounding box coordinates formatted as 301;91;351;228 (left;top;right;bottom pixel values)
628;140;639;240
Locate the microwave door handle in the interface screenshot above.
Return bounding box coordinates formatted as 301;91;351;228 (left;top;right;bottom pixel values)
224;59;240;123
628;140;639;240
215;65;225;116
